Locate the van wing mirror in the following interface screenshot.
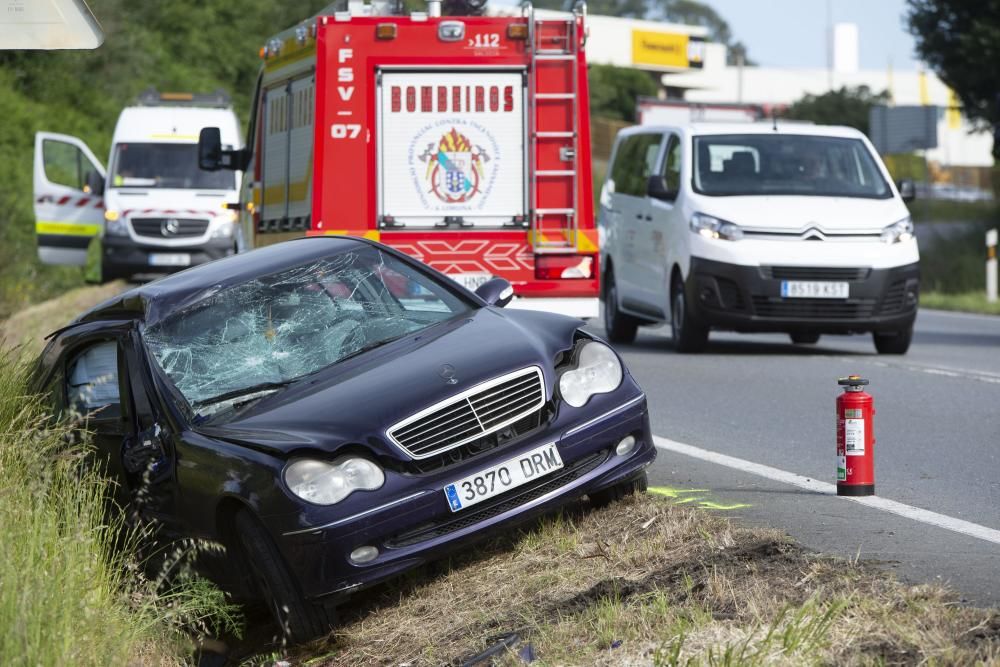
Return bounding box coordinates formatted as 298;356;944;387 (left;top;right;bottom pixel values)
198;127;249;172
85;170;104;196
897;179;916;203
647;174;675;202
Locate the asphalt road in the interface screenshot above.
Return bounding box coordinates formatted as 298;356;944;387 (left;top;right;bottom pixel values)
589;308;1000;606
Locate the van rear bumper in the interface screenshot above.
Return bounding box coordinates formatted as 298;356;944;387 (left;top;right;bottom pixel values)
687;257;919;333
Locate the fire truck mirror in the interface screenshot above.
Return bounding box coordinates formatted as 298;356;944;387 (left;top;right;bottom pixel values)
198;127;223;171
475;277;515;308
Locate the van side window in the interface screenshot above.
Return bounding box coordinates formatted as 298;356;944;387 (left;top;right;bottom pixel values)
66;341;122;420
610;134;662;197
662;135;682;196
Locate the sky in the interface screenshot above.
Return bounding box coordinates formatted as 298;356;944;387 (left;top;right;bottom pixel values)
705;0;922;71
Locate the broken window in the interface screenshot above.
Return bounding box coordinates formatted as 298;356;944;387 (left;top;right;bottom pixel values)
143;246;472;417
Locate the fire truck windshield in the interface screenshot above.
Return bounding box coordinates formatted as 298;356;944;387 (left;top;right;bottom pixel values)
110;142;235;190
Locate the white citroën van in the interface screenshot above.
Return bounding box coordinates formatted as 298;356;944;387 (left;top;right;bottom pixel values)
598;123;919;354
33;89;242;282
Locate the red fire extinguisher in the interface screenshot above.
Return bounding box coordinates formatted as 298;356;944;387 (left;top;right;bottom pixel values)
836;375;874;496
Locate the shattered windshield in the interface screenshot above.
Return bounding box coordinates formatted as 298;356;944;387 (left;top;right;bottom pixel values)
143;246;471;416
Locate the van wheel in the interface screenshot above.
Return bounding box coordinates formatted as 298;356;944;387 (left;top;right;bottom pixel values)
790;332;820;345
603;273;638;344
670;278;708;353
589;471;648;508
873;326;913;355
234;510;333;644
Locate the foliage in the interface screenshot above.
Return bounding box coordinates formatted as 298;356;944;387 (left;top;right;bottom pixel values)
0;349;239;664
588;64;659;122
780;85;889;135
0;0;330;319
907;0;1000;155
920;290;1000;315
918;220;998;293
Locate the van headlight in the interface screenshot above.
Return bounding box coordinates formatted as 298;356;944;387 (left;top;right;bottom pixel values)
210;218;235;239
284;457;384;505
104;217;129;237
881;217;914;244
690;212;743;241
558;341;623;408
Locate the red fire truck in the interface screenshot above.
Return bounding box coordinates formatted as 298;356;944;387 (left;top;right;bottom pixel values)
199;1;598;317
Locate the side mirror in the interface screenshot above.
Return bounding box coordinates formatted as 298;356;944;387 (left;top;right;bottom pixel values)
647;174;675;202
84;170;104;196
198;127;223;171
897;179;916;203
474;277;514;308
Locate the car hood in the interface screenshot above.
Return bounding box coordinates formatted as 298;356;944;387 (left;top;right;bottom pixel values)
196;307;582;460
689;194;909;233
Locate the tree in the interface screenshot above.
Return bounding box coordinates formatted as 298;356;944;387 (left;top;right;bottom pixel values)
588;64;659;121
907;0;1000;155
781;85;890;136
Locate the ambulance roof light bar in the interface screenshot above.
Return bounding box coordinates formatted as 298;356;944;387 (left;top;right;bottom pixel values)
135;87;232;109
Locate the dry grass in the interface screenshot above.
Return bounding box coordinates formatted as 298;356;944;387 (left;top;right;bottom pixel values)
293;494;1000;666
0;280;128;354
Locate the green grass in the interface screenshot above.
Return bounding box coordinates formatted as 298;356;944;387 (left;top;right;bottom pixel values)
0;349;239;665
921;291;1000;315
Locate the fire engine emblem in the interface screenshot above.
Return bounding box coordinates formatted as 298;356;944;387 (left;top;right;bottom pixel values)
418;128;491;204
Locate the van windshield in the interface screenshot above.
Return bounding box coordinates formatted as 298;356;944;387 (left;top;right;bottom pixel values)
692;134;892;199
110;143;235;190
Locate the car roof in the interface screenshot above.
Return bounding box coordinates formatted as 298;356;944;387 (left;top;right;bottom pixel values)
617;122;867;141
73;236;367;329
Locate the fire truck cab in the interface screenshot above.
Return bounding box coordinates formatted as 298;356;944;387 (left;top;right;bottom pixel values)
199;1;598;317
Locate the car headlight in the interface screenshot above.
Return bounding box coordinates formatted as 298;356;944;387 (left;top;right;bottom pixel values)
881;217;914;244
104;216;129;237
284;456;384;505
558;341;623;408
690;212;743;241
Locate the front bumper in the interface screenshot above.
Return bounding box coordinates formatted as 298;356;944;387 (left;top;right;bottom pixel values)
102;235;235;277
688;257;920;333
268;392;655;603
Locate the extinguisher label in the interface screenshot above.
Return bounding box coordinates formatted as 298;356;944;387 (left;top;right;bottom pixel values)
837;456;847;480
844;409;863;418
845;418;865;455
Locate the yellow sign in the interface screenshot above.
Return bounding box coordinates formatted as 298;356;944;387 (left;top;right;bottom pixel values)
631;30;702;69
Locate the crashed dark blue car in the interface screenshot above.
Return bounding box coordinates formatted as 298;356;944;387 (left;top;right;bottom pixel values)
33;237;655;641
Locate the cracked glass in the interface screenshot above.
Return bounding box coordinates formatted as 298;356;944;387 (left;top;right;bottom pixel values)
143;246;472;418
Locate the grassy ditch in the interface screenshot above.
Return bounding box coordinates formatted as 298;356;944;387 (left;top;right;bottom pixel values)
0;350;239;665
921;291;1000;316
293;495;1000;666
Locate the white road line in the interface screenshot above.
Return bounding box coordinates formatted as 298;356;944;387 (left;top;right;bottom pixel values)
653;435;1000;547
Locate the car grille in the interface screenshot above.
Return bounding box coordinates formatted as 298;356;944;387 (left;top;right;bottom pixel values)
387;367;545;460
760;266;871;281
385;449;609;548
751;296;877;319
131;217;209;238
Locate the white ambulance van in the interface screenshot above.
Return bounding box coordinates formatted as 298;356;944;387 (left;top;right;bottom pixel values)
33;89;243;281
599;122;920;354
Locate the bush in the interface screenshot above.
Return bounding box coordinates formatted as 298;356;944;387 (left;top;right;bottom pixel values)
0;349;238;664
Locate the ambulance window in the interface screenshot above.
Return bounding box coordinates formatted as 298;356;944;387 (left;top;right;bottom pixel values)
42;139;92;191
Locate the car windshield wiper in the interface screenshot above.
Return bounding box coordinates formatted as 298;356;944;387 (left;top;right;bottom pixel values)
193;380;297;410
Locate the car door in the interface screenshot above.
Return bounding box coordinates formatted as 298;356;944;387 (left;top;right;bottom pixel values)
644;132;683;316
34;132;106;266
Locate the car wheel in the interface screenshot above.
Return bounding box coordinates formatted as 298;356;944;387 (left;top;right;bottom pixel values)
603;272;639;344
873;325;913;355
589;471;648;508
670;278;708;353
234;510;333;644
790;332;821;345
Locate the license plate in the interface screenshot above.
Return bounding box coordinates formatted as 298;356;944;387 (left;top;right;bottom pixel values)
448;272;492;292
149;253;191;267
444;442;564;512
780;281;849;299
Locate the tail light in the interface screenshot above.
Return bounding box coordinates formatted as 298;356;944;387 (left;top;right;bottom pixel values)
535;254;596;280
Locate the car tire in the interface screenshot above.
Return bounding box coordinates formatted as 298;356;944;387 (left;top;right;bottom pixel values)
873;325;913;355
670;278;708;353
603;272;639;344
234;510;333;644
790;332;821;345
589;471;648;508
